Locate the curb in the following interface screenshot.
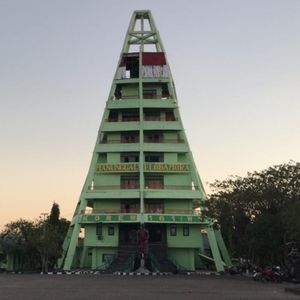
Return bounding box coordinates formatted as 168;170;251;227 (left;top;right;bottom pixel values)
114;272;170;276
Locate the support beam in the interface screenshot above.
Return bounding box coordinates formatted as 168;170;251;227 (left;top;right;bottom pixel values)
63;222;81;270
215;229;233;268
207;227;225;272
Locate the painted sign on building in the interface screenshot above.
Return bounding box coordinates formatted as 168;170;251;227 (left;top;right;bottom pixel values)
81;214;138;223
95;163;189;173
144;163;189;172
147;214;202;223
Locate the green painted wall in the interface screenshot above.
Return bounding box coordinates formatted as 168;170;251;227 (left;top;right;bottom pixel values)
122;84;139;97
94;174;120;186
93;199;120;210
91;247;117;270
164;199;191;210
168;248;195;271
84;224;119;247
167;224;201;248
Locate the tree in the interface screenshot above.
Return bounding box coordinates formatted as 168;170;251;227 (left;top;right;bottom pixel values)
206;161;300;264
39;203;70;272
0;203;70;272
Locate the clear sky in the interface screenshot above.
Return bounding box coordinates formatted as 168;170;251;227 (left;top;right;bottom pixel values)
0;0;299;228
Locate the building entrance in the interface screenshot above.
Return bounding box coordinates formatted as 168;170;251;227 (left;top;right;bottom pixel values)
146;224;166;243
119;223;138;245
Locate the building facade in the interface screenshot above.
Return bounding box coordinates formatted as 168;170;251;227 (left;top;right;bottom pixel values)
58;10;231;272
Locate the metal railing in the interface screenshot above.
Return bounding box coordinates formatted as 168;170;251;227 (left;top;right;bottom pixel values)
143;116;177;121
106;117;140;122
145;185;198;190
100;138;184;144
144;116;161;121
100;139;139;144
143;138;184;144
145;209;197;215
82;208;198;215
143;95;172;100
81;209;139;214
111;95;173;100
88;184;197;191
112;94;140;100
88;185;140;191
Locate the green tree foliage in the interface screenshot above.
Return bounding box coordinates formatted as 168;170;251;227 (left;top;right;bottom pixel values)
206;161;300;266
0;203;70;272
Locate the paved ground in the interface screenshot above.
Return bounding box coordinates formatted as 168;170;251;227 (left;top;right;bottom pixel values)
0;273;299;300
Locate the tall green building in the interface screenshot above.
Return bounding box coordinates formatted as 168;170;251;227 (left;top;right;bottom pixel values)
58;10;231;273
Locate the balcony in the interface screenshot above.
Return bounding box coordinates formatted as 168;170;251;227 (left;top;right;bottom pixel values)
96;142;140;153
85;185;140;199
143;121;181;131
88;184;139;191
112;94;140;100
144;185;198;190
144;138;184;144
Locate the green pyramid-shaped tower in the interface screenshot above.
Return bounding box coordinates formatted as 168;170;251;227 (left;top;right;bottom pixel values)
58;10;231;272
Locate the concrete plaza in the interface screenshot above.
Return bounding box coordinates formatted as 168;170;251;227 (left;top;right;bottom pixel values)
0;273;299;300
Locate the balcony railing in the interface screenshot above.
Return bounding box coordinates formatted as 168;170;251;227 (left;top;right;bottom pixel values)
112;94;140;100
145;208;198;215
143;116;177;121
145;185;198;190
144;138;184;144
88;185;197;191
81;208;198;215
143;95;172;100
106;117;140;122
144;116;161;121
81;209;122;214
100;139;139;144
100;138;184;144
88;185;140;191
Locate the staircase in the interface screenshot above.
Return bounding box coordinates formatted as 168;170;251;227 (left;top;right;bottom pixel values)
106;244;137;273
149;243;177;273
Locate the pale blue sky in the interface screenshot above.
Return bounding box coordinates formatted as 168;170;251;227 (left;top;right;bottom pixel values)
0;0;299;227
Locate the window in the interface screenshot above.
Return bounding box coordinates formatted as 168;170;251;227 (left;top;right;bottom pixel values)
96;223;102;237
145;175;164;189
121;175;139;189
101;134;108;144
170;224;177;236
108;111;118;122
144;110;161;121
119;53;139;78
122;110;139;122
114;84;122;99
183;224;189;236
98;153;107;163
145;153;164;162
121;201;139;213
120;152;139;163
108;224;114;236
121;132;139;143
102;254;115;264
161;83;170;99
143;89;157;99
165;110;175;121
145;201;163;213
144;132;163;143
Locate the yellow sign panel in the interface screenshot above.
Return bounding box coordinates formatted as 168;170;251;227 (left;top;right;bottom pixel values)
95;163;138;172
144;163;189;172
95;163;189;173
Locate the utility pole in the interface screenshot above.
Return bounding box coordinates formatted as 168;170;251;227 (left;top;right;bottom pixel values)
40;213;48;273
